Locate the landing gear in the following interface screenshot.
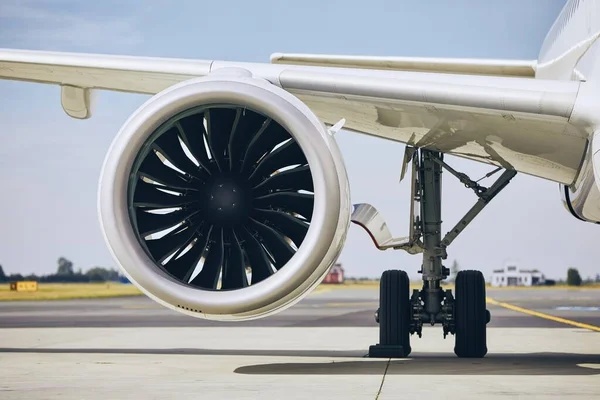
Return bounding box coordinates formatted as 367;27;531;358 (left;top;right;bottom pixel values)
454;270;488;358
354;148;516;358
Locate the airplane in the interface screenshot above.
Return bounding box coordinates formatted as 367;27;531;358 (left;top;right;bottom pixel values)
0;0;598;359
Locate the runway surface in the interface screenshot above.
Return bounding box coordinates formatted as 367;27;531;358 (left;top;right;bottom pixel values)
1;286;600;328
1;286;599;399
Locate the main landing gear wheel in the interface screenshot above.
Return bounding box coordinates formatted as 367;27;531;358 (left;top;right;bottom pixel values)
454;270;488;358
369;270;411;358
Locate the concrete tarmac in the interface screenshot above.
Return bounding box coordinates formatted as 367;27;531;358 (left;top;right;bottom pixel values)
1;286;599;399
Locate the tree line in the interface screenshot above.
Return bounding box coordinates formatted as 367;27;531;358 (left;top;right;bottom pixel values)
0;257;597;286
0;257;127;283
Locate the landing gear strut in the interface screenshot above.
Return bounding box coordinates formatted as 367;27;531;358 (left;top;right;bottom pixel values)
353;148;516;358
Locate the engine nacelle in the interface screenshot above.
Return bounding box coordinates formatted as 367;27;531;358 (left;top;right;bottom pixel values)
560;129;600;224
98;72;351;320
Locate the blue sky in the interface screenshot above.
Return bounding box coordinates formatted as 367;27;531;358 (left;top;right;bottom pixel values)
1;0;597;280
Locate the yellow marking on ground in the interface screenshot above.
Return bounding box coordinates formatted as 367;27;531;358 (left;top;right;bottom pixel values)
486;297;600;332
310;286;334;295
0;283;142;301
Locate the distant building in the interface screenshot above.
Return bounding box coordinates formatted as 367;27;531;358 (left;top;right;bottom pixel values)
490;264;547;287
323;263;344;284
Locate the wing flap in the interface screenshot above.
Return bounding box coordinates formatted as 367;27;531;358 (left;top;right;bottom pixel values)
277;69;578;118
273;68;585;185
270;53;537;77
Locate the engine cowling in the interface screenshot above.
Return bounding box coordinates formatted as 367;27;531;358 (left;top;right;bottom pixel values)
560;130;600;224
98;72;351;321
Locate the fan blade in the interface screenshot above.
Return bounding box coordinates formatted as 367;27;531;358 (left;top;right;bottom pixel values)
163;225;212;282
135;207;200;237
177;114;214;174
241;120;289;173
138;151;197;191
190;227;224;289
253;165;313;194
228;110;268;172
145;226;197;263
247;139;307;181
254;192;314;221
133;180;196;209
248;218;295;270
206;108;237;172
153;127;206;180
239;227;274;284
253;209;309;247
221;229;248;289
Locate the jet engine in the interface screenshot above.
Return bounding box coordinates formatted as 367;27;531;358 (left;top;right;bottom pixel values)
97;71;351;321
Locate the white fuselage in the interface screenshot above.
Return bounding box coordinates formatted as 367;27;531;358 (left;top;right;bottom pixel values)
536;0;600;223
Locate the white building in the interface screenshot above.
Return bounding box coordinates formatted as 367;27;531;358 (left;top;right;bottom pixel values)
490;265;546;287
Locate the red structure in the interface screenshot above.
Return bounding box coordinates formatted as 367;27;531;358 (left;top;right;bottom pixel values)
323;263;344;284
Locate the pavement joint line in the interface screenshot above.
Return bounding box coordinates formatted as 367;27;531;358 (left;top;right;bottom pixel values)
375;358;390;400
486;297;600;332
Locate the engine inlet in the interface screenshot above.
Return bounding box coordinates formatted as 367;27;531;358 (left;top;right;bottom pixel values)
128;105;315;291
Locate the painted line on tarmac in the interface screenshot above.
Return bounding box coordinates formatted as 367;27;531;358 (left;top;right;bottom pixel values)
487;297;600;332
310;286;334;295
555;306;600;311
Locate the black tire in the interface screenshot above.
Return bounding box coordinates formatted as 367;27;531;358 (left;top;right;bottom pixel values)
379;270;411;356
454;270;487;358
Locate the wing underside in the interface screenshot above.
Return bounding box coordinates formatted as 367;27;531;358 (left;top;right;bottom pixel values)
0;48;587;185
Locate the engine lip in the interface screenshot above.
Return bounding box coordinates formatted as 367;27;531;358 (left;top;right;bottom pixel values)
98;75;347;319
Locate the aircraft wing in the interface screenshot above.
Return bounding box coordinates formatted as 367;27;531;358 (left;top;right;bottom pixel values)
0;48;587;185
